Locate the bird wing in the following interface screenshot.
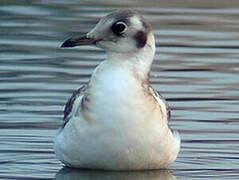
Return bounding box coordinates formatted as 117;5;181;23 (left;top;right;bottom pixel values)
62;85;87;127
155;90;171;121
148;86;171;121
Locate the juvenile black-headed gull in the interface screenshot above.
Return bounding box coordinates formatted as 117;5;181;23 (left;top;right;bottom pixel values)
54;9;180;170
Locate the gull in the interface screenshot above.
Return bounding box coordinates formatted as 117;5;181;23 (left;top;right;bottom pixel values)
54;9;180;170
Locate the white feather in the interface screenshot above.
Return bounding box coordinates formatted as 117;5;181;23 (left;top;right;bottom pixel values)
54;11;180;170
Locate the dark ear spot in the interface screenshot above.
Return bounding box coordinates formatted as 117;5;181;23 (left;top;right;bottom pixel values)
134;31;147;48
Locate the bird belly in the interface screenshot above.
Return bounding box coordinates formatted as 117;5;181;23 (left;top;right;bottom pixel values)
54;61;180;170
54;112;180;170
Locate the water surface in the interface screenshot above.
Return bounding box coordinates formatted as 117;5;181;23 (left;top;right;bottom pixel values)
1;0;239;179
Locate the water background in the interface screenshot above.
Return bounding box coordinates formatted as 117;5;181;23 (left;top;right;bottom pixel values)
1;0;239;179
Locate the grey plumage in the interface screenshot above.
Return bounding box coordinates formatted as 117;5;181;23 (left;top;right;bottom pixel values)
63;85;87;127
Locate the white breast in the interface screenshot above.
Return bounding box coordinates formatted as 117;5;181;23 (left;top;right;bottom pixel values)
54;58;180;170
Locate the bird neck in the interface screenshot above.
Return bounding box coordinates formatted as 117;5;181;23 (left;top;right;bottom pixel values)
105;32;155;82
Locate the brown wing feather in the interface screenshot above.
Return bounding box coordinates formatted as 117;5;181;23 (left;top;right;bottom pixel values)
63;85;87;127
154;90;171;121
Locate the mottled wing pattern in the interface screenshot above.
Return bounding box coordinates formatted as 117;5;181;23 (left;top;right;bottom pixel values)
63;85;87;127
156;90;171;121
150;87;171;121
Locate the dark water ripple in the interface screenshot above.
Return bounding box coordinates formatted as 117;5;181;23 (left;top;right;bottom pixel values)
0;0;239;179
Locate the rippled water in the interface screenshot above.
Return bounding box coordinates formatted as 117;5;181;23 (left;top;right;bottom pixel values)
1;0;239;179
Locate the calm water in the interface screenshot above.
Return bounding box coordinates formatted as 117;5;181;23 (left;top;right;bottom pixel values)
1;0;239;179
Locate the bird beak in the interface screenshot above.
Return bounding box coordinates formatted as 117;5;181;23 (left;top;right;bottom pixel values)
61;36;97;48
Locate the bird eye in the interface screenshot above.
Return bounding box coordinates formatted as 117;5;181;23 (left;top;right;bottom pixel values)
111;21;127;36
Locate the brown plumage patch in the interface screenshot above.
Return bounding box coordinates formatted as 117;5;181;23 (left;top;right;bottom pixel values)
134;31;147;48
141;82;171;122
62;85;88;127
141;17;152;32
134;16;152;48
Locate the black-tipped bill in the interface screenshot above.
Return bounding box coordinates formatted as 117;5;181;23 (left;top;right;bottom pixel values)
61;36;97;48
